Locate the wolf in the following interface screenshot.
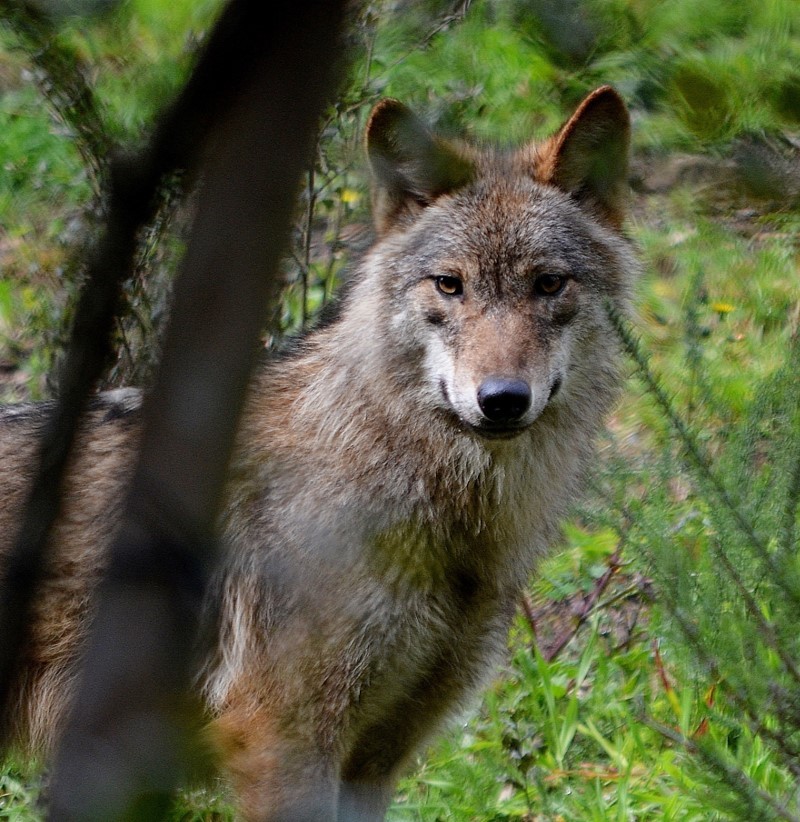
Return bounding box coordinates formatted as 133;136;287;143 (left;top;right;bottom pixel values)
0;85;637;820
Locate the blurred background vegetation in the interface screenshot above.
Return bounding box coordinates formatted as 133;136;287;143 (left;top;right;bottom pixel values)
0;0;799;819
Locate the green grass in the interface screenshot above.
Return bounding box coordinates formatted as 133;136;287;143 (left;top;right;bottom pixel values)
0;760;44;821
389;514;736;819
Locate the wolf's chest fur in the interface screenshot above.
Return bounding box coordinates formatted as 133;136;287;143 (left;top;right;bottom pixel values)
208;381;585;766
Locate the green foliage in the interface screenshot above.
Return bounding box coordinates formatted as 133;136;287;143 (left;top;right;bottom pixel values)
55;0;223;140
0;0;227;398
0;760;43;821
612;325;800;818
391;601;708;819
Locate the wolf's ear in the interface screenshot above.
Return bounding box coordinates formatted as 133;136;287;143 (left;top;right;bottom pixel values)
539;86;631;227
366;99;474;234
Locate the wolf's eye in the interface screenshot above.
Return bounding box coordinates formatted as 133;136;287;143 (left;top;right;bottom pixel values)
434;275;463;297
534;274;567;296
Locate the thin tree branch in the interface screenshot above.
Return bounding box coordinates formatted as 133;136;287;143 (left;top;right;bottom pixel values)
47;1;349;818
0;0;346;757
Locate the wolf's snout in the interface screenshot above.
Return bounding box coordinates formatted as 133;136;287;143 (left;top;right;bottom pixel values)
477;378;532;424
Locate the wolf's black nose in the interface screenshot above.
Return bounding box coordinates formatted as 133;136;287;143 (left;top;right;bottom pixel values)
477;378;532;423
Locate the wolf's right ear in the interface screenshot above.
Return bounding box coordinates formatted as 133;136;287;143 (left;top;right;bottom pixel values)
366;100;474;235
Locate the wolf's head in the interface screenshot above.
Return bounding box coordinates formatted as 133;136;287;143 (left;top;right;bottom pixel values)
360;87;636;441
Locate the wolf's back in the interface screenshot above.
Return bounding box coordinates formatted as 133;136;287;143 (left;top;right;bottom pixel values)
0;391;143;750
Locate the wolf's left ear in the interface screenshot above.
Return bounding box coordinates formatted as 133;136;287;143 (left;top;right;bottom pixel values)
366;99;474;234
539;86;631;227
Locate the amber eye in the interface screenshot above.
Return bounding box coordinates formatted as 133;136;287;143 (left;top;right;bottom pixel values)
434;275;463;297
534;274;567;296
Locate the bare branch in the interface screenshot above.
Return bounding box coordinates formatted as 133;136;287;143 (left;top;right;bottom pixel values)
47;1;349;818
